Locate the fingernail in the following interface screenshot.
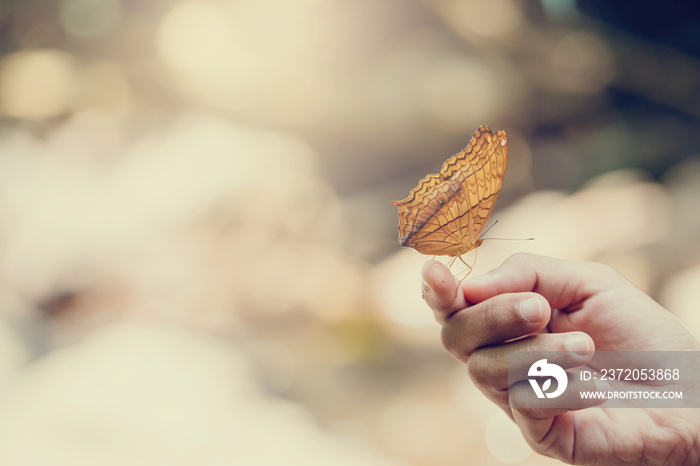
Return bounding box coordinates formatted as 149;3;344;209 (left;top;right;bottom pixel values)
421;261;437;277
565;334;590;356
518;297;542;323
421;280;430;300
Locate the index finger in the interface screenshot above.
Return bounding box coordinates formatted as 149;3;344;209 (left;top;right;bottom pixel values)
421;253;625;324
461;253;625;309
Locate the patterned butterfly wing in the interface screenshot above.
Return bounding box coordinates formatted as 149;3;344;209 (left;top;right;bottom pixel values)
391;126;508;257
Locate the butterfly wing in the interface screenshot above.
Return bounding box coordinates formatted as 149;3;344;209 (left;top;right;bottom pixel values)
391;126;508;256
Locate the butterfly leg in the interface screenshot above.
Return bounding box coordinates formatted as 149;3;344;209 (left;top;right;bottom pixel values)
454;247;480;286
442;255;459;282
455;255;473;286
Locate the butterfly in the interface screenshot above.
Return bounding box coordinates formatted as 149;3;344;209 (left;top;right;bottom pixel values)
391;125;508;275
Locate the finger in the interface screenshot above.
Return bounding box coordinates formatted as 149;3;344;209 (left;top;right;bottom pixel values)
441;292;551;363
510;375;608;421
421;260;466;323
460;253;627;310
466;332;594;394
509;377;609;463
511;409;575;462
463;331;593;411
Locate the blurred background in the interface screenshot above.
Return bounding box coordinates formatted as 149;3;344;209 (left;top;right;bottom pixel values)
0;0;698;465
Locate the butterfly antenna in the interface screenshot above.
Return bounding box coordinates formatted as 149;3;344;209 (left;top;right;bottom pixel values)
479;219;499;238
481;219;534;241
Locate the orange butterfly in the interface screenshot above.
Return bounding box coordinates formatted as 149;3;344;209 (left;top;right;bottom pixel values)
391;125;508;275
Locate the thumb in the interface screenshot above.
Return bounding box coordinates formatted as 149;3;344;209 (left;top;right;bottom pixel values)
420;260;467;324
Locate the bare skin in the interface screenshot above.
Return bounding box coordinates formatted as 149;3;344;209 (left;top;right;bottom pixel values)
421;253;700;465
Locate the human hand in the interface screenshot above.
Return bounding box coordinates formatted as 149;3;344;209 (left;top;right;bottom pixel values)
421;253;700;465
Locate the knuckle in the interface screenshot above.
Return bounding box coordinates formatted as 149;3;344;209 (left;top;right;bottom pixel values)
440;316;471;361
513;406;541;420
440;320;461;356
586;261;624;284
477;300;496;329
466;354;488;384
467;351;506;388
589;261;614;274
507;252;536;266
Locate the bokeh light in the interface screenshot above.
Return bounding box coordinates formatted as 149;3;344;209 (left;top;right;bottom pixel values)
59;0;122;37
485;411;533;463
437;0;523;40
547;31;615;94
0;50;76;119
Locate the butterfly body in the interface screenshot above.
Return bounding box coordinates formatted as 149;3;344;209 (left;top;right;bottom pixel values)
391;126;508;258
